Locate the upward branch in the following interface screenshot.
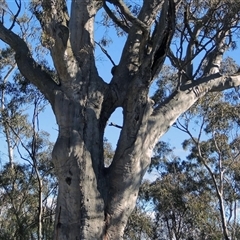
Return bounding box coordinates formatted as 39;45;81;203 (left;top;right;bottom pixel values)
106;0;148;31
150;0;175;79
0;22;57;105
148;72;240;150
103;1;130;33
34;0;77;83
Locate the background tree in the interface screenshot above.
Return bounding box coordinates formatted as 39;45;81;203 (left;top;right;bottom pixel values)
1;0;240;239
103;137;115;167
0;47;16;168
175;89;240;240
127;57;240;240
128;141;223;240
123;188;155;240
0;111;56;240
0;158;56;240
0;55;57;239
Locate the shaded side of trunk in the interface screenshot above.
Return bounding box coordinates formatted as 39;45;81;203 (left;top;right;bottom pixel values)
52;89;107;239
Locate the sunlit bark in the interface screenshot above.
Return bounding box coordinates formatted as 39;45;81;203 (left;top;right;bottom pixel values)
1;0;240;239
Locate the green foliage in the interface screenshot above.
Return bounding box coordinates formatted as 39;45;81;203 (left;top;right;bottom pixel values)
0;164;38;239
124;207;154;240
0;48;57;239
148;141;173;172
140;157;223;239
0;161;55;240
127;61;240;238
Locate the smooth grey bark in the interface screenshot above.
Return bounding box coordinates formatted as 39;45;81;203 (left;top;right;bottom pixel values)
197;150;230;240
1;0;240;239
0;64;16;168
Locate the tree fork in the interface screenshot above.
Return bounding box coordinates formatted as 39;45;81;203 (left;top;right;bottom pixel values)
1;1;240;239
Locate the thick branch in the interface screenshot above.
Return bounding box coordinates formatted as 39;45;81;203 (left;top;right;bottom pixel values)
103;1;129;33
106;0;148;32
69;1;99;56
101;1;166;125
137;0;164;26
108;0;175;109
148;72;240;149
105;96;154;238
0;22;57;105
38;0;79;82
149;0;175;79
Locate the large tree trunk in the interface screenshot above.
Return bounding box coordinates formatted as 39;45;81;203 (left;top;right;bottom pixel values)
51;81;107;239
52;134;106;239
1;0;240;239
50;78;154;239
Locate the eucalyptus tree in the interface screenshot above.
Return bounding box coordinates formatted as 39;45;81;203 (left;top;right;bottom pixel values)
0;77;56;239
175;89;240;240
1;0;240;239
0;48;16;168
0;154;56;240
135;141;223;240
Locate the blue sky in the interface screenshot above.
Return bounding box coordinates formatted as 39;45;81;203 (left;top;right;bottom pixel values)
1;1;240;170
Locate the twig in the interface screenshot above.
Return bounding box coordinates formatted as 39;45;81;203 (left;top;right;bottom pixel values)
95;41;116;66
109;122;122;129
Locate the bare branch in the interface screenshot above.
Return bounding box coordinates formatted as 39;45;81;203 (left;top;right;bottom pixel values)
0;21;58;105
2;63;16;84
7;120;34;166
170;0;240;85
103;1;129;33
8;0;21;31
109;122;122;129
106;0;148;32
95;41;116;66
179;73;240;94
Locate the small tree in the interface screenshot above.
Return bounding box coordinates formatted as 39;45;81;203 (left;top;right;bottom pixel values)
0;63;57;239
0;136;56;240
176;89;240;240
135;142;223;240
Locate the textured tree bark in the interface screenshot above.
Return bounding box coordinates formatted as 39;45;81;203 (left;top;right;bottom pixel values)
51;80;108;239
1;0;240;239
50;87;154;239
